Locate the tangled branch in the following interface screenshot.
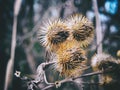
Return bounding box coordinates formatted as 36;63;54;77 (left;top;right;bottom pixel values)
15;61;106;90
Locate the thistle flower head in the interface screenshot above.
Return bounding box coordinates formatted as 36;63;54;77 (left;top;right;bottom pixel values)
91;53;120;84
91;53;117;71
56;47;87;77
38;19;70;52
65;14;94;47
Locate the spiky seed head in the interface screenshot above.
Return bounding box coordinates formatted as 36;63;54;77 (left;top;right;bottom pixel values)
91;53;109;71
91;53;120;84
38;19;70;52
91;53;116;71
55;40;78;55
65;14;94;47
55;47;87;77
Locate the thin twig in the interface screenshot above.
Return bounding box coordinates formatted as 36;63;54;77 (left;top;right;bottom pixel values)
14;61;106;90
82;82;101;85
36;62;100;90
73;71;103;80
42;71;104;90
43;72;54;85
42;84;55;90
34;61;56;84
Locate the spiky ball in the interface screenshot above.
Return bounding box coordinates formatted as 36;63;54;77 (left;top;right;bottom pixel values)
38;19;70;52
65;14;94;47
91;53;120;84
55;47;87;77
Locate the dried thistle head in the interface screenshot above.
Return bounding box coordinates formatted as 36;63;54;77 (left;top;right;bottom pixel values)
38;19;70;52
55;47;87;77
91;53;120;84
65;14;94;47
91;53;116;71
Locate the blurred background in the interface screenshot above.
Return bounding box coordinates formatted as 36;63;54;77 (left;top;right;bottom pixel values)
0;0;120;90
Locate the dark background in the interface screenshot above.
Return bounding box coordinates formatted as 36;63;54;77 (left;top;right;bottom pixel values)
0;0;120;90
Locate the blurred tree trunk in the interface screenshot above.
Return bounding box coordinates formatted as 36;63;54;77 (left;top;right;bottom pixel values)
4;0;22;90
92;0;103;90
